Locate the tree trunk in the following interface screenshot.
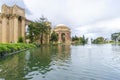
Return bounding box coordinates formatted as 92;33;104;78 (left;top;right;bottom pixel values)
40;33;43;44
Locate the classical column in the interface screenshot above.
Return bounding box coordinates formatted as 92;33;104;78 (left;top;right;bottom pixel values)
65;33;68;43
13;15;18;43
1;15;7;43
21;17;25;40
65;32;71;44
68;32;71;42
9;17;13;42
58;32;62;43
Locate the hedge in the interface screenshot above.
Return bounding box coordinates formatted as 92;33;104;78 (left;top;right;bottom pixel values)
0;43;36;56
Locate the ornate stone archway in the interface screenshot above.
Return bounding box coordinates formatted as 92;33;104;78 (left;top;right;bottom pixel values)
0;4;30;43
54;24;71;44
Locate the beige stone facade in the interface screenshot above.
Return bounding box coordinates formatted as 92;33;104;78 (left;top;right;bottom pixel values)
54;24;71;44
0;4;27;43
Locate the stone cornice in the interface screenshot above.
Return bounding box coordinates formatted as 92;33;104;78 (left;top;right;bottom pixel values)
2;4;25;11
12;14;19;18
0;13;8;18
0;13;27;20
13;4;25;11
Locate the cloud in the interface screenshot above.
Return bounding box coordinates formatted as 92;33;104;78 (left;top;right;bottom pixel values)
73;17;120;38
1;0;120;38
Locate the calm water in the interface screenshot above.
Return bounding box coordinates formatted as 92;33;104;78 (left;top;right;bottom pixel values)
0;44;120;80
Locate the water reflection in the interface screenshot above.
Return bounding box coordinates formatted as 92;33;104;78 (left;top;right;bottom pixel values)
1;44;120;80
25;45;71;79
0;53;26;80
0;45;71;80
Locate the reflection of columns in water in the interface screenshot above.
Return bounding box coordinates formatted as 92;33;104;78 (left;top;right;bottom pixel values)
57;45;71;61
58;44;62;54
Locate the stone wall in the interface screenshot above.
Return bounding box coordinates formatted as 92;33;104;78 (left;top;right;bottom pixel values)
0;4;26;43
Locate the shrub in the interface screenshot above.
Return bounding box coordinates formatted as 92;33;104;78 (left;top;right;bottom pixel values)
0;43;36;56
18;37;24;43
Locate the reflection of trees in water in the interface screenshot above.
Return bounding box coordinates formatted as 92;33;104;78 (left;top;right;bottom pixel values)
0;45;71;79
112;44;120;52
24;46;52;76
111;44;120;64
0;53;27;80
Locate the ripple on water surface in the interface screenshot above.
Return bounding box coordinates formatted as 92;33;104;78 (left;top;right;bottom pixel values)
0;44;120;80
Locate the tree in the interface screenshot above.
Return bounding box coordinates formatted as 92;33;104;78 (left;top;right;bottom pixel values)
72;35;79;41
28;16;51;44
28;22;35;43
50;31;58;43
81;35;86;44
72;35;88;45
111;33;119;42
92;37;105;44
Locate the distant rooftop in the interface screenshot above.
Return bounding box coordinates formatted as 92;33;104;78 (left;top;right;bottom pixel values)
55;24;70;30
56;24;67;27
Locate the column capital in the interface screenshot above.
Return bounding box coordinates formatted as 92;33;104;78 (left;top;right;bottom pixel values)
21;17;26;20
1;13;7;18
13;14;19;18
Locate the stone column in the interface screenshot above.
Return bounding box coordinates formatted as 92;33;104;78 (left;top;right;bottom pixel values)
1;16;7;43
21;17;25;40
13;16;18;43
65;32;71;44
65;33;68;43
58;32;62;43
69;32;71;42
9;17;13;42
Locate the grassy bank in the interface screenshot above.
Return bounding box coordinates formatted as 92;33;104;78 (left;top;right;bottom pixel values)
0;43;36;57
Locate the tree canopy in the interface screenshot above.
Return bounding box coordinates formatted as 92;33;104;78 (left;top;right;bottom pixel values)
28;16;51;44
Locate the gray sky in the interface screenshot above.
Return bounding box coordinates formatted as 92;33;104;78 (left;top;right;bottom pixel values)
1;0;120;39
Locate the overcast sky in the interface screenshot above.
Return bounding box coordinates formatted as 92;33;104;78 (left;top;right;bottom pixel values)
1;0;120;39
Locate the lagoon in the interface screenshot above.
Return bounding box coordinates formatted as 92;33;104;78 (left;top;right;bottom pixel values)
0;44;120;80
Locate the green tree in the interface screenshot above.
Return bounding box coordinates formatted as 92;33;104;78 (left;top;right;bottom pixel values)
72;35;88;45
72;35;79;41
111;33;119;42
36;16;51;44
92;37;105;44
28;22;35;43
50;31;58;43
81;35;86;44
28;16;51;44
